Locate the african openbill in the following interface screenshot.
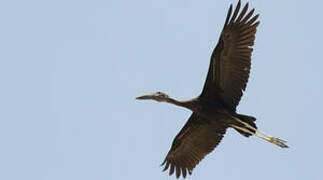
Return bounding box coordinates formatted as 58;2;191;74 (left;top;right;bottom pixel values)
136;0;288;178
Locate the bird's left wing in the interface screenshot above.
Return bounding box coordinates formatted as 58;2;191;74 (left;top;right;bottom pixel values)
161;113;227;178
200;0;260;110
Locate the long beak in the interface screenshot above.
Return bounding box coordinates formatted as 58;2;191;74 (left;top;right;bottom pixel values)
136;94;154;100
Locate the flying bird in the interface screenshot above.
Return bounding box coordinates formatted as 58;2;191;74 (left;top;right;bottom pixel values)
136;0;288;178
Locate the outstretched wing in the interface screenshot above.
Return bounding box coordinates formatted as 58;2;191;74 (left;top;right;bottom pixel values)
161;113;227;178
200;0;260;110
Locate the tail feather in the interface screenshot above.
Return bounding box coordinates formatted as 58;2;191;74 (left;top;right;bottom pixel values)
235;114;257;137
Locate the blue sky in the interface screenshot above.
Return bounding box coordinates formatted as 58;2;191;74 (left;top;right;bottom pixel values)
0;0;322;179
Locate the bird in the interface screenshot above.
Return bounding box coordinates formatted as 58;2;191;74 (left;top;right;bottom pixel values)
136;0;288;178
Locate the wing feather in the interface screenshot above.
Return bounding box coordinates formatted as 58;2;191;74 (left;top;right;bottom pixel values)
236;2;249;22
161;113;227;178
200;0;260;110
229;0;241;24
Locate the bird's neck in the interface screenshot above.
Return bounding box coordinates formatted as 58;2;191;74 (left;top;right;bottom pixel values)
165;97;199;112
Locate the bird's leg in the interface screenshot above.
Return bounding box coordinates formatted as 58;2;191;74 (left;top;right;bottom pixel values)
230;124;270;142
233;117;270;137
232;117;289;148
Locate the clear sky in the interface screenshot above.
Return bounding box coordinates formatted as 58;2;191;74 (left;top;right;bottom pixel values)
0;0;322;179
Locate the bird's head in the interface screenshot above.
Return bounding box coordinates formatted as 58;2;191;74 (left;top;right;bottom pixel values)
136;91;170;102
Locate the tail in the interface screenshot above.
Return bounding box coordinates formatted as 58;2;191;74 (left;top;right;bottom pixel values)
234;114;257;137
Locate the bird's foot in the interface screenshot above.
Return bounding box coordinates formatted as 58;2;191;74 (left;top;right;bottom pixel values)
268;136;289;148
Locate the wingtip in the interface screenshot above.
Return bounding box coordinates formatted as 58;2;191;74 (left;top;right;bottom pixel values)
169;164;175;176
253;21;261;28
188;169;192;175
229;4;233;13
237;0;241;6
224;4;233;27
176;166;181;178
160;159;166;166
244;2;249;11
161;161;170;171
182;167;187;178
229;0;242;24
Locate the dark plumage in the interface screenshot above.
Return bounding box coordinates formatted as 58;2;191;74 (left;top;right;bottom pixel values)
137;0;288;178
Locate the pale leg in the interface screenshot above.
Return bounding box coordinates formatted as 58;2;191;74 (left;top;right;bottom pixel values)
231;117;289;148
230;124;269;141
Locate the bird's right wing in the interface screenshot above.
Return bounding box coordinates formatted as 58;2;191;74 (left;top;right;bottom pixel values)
161;113;227;178
200;0;260;110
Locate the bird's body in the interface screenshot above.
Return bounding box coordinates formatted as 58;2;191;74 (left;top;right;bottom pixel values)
175;97;233;123
137;0;288;178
